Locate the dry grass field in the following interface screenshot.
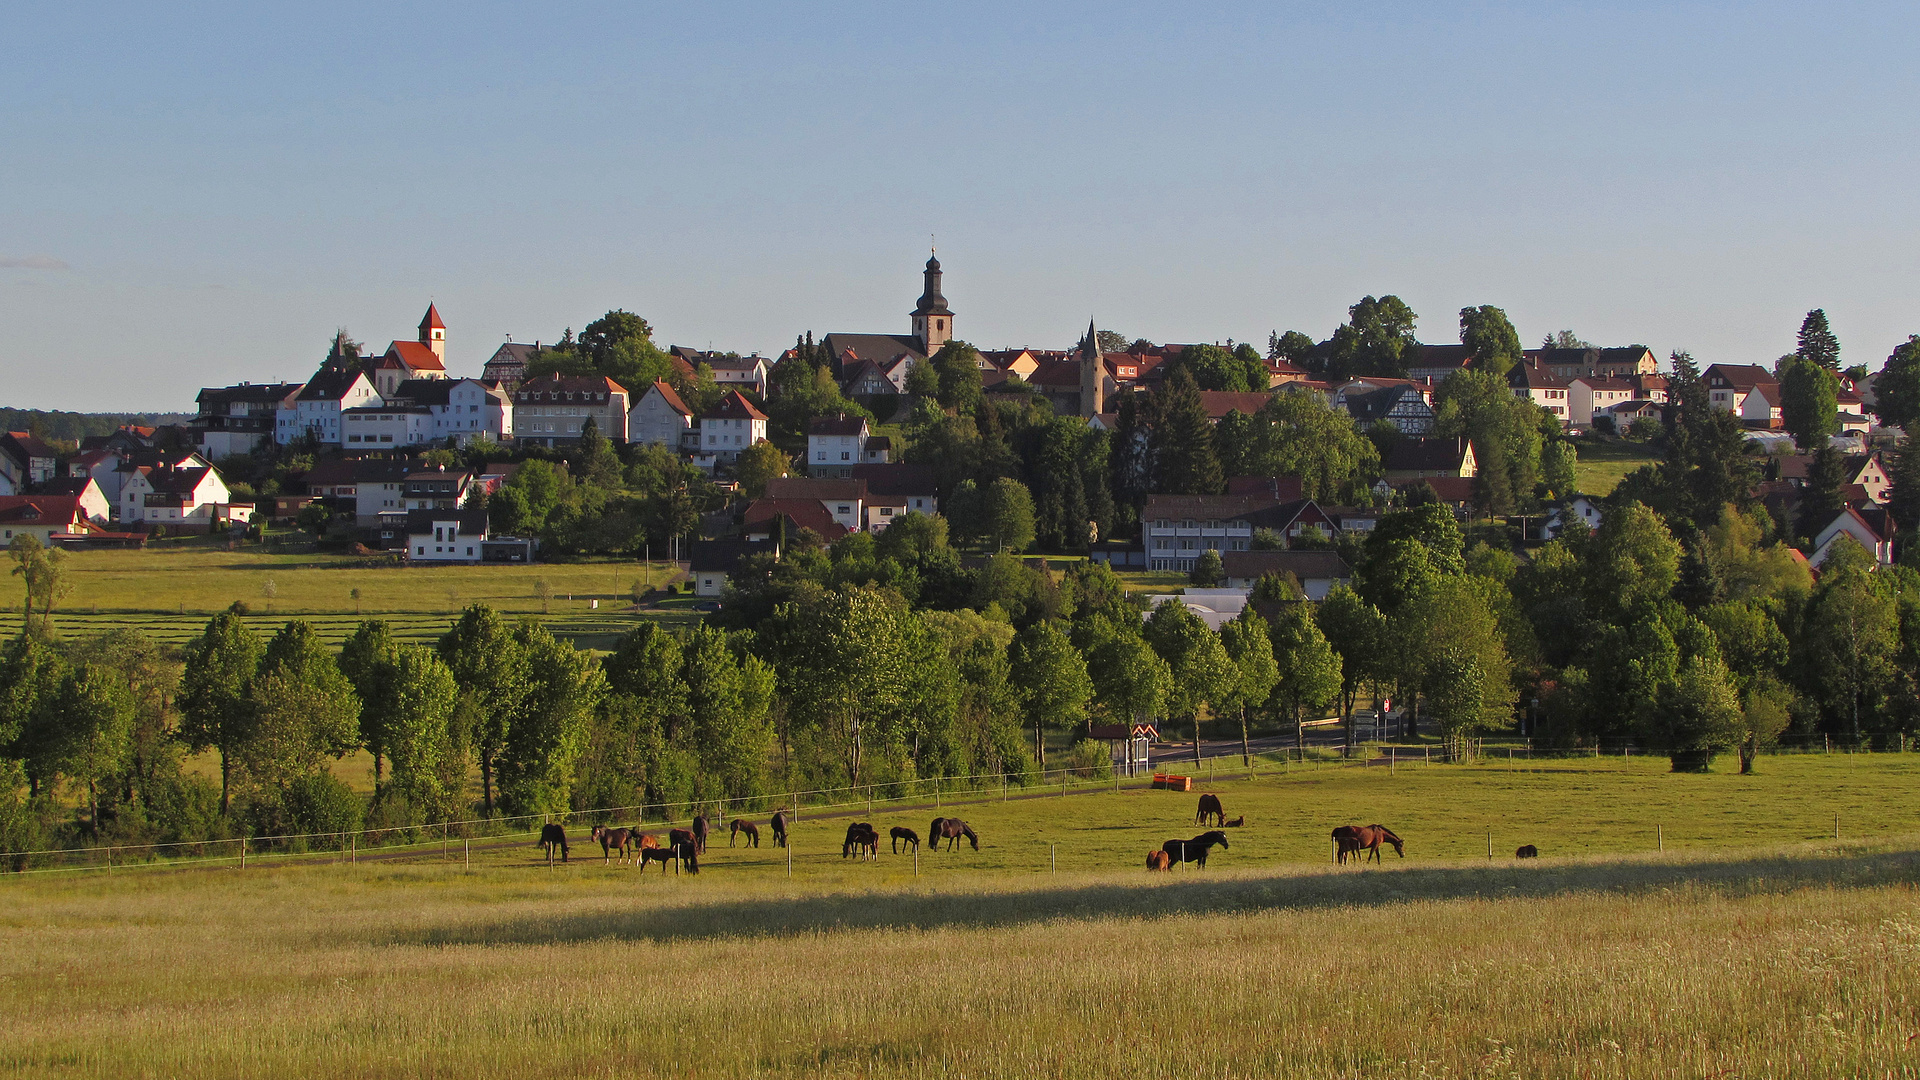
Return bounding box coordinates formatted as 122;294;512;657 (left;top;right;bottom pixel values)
7;756;1920;1077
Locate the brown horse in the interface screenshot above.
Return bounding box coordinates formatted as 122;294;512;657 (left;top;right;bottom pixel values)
1162;831;1229;868
1196;794;1226;826
1352;824;1405;864
691;815;710;854
890;826;919;854
1332;825;1362;864
636;833;661;850
771;811;790;848
1224;815;1246;828
638;842;699;875
669;827;696;852
929;817;978;851
1146;850;1172;871
730;819;760;848
590;824;638;863
538;823;569;865
842;822;879;860
1515;844;1538;859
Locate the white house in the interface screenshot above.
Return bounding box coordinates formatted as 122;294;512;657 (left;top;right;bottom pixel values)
1567;377;1637;427
0;495;93;545
121;466;251;531
1543;496;1606;539
67;449;127;510
808;414;871;478
405;508;489;563
1811;507;1894;567
629;380;696;450
762;477;866;533
192;382;304;457
341;405;435;447
512;375;630;447
376;378;512;445
1705;365;1783;426
277;369;382;446
708;354;771;396
699;391;768;464
1508;363;1570;423
0;433;60;487
688;539;777;597
39;477;111;524
1218;550;1353;600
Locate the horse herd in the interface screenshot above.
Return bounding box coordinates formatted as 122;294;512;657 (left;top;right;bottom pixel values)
532;793;1538;876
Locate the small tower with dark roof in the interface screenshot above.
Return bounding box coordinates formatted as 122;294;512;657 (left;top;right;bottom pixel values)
910;251;953;357
1079;318;1106;418
419;303;446;363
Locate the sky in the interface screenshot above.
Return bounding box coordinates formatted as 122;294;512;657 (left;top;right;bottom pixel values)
3;1;1918;412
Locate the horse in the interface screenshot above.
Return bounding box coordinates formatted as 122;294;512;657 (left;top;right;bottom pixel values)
730;819;760;848
538;823;569;865
842;822;879;860
930;817;979;852
1162;830;1229;868
1331;825;1363;864
1515;844;1538;859
1224;815;1246;828
589;824;638;863
636;833;661;850
638;846;681;874
771;811;790;848
669;827;696;853
1146;850;1172;871
691;815;710;854
1196;794;1226;826
890;826;919;854
1352;824;1405;864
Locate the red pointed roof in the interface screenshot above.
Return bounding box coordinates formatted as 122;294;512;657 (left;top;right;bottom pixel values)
386;341;446;371
419;303;445;331
704;390;767;422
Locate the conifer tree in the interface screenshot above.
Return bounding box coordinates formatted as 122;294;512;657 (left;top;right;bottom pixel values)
1148;368;1223;495
1796;309;1840;371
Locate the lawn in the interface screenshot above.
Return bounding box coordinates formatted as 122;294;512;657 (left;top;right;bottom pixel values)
5;755;1918;1077
1573;438;1661;496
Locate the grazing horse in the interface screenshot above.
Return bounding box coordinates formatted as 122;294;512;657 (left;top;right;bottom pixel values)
590;825;638;863
890;826;919;854
1515;844;1538;859
691;815;710;854
841;822;879;860
636;833;661;851
538;823;569;865
1196;793;1226;827
638;846;681;874
1162;830;1229;868
929;817;979;852
1146;850;1172;871
771;811;790;848
1332;825;1363;865
1352;824;1405;864
730;819;760;848
1224;815;1246;828
669;827;696;853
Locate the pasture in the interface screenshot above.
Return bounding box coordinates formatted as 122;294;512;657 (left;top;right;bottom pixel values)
1572;438;1661;496
7;755;1920;1077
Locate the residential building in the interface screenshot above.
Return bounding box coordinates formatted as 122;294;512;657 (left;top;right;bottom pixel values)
512;375;630;446
741;497;851;542
850;463;939;529
1704;364;1783;426
482;340;555;390
121;465;250;531
629;380;697;450
1139;493;1334;573
372;378;512;445
761;477;866;533
0;495;92;545
1810;506;1895;567
35;477;111;524
670;349;772;397
192;382;304;457
1381;437;1477;481
369;304;450;397
66;449;127;511
1529;346;1660;380
79;426;157;453
404;468;472;510
277;368;381;446
807;414;871;477
699;391;768;464
1508;363;1570;422
0;432;60;488
1219;550;1352;600
405;508;489;563
1340;382;1435;434
340;404;435;447
1767;451;1891;503
1542;496;1606;539
688;539;778;597
1405;344;1471;383
1567;376;1637;427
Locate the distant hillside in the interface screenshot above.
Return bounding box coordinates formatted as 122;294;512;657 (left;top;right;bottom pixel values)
0;408;195;443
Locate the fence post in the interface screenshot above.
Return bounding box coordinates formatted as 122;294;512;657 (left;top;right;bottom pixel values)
1657;824;1663;853
787;834;793;878
464;838;470;871
913;848;918;877
1835;814;1840;841
1051;844;1057;875
240;836;247;869
1486;831;1492;860
351;830;356;863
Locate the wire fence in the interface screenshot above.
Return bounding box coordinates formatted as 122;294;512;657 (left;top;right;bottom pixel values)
5;737;1910;877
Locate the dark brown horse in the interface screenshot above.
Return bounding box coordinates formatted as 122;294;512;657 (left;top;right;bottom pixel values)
730;819;760;847
1332;825;1362;864
1196;794;1225;826
1515;844;1538;859
842;822;879;860
669;827;696;853
590;825;638;863
538;823;569;864
1352;824;1405;864
1146;850;1172;871
638;842;699;875
1162;830;1229;868
1224;815;1245;828
771;811;790;848
890;826;919;854
929;817;979;851
691;815;710;854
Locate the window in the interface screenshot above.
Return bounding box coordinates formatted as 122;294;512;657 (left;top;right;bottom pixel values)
840;452;850;461
837;505;851;515
1181;539;1194;550
417;546;425;555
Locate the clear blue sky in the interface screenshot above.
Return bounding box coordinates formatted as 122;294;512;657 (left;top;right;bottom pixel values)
4;2;1917;412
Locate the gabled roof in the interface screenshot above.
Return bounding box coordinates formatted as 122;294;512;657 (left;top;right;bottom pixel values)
196;382;304;406
1704;364;1778;392
1344;385;1433;424
864;435;892;453
1382;436;1472;472
1570;376;1636;391
839;357;896;390
820;333;927;372
849;463;934;496
34;477;100;498
404;507;488;534
142;467;219;495
385;377;504;407
704;391;767;422
1527;346;1658;369
688;538;777;574
742;497;849;539
1225;476;1306;501
513;375;628;400
1220;549;1352;582
385;340;445;372
3;432;59;459
1197;392;1275;419
0;495;86;525
1141;494;1285;523
808;414;868;437
297;369;372;402
765;477;865;502
1509;363;1569;389
642;380;692;416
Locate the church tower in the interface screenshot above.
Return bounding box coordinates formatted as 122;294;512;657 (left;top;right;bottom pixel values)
1079;319;1106;418
910;252;953;357
419;303;446;362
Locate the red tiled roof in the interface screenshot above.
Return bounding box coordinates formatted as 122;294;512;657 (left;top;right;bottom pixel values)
1198;391;1273;418
419;303;445;331
647;380;691;416
0;495;86;525
705;390;767;422
386;341;445;371
742;497;848;538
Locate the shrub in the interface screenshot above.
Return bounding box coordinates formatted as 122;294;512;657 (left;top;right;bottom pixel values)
1067;739;1114;780
146;771;227;845
248;772;364;844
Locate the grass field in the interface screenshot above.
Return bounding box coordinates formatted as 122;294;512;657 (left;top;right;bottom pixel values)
1573;439;1661;496
7;756;1919;1077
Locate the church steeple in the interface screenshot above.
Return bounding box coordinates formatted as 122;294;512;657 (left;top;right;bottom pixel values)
418;302;446;361
910;249;953;356
1080;318;1106;418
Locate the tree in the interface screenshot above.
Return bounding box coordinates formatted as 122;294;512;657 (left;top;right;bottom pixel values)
1327;295;1420;380
1009;620;1093;768
1394;577;1514;750
8;535;70;633
52;663;134;832
1459;305;1524;376
930;341;986;414
1144;600;1237;763
1649;654;1745;771
1317;584;1388;750
1541;330;1592;350
681;626;773;799
245;621;362;793
383;644;459;816
1148;368;1223;495
1084;628;1171;736
1541;442;1577;499
1269;592;1341;748
1433;368;1544;514
337;620;400;788
1871;336;1920;434
1796;308;1840;371
1779;356;1839;452
177;610;264;812
1218;609;1279;765
496;622;602;815
984;477;1036;553
1582;502;1681;620
1231;390;1379;501
733;440;789;499
437;605;531;815
1189;549;1224;587
1793;536;1897;739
